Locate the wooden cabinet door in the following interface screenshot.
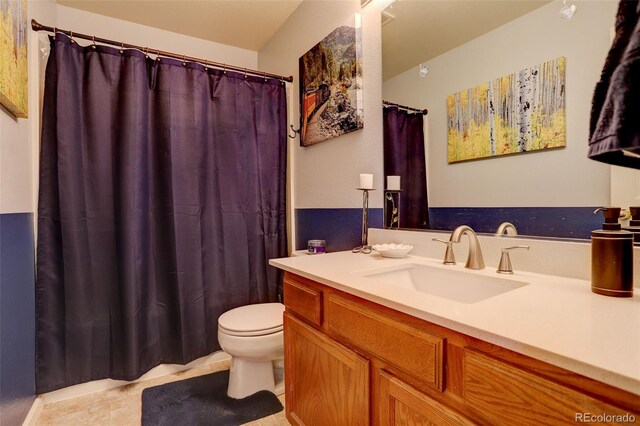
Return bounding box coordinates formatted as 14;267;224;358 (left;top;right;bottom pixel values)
378;370;475;426
284;312;370;426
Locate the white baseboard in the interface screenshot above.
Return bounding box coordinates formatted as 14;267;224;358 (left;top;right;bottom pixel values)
21;396;44;426
39;351;231;405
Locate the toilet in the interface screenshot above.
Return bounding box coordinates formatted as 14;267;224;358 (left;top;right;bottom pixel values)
218;302;285;399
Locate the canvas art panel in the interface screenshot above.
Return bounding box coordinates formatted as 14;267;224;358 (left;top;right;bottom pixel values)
0;0;28;118
447;57;566;163
299;14;363;147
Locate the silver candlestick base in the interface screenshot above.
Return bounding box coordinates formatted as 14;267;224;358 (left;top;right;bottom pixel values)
352;188;375;254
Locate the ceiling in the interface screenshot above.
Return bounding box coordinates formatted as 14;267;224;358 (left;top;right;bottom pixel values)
56;0;303;51
382;0;550;81
56;0;550;71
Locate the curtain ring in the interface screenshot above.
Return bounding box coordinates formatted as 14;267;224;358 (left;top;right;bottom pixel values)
119;42;124;54
91;35;96;49
182;55;187;66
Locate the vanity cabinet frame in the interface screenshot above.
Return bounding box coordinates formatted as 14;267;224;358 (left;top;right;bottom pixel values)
283;272;640;425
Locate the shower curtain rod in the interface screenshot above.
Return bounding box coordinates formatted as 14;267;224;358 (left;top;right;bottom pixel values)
31;19;294;83
383;100;428;115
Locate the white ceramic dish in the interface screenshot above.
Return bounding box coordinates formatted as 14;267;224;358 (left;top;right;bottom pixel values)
371;243;413;258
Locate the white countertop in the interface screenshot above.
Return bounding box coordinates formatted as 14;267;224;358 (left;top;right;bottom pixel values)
270;251;640;396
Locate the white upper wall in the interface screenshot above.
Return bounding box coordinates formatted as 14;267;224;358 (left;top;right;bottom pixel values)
383;0;616;208
258;0;385;209
56;5;258;69
0;0;57;215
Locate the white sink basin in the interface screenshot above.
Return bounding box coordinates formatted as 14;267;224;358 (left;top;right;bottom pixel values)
362;263;528;304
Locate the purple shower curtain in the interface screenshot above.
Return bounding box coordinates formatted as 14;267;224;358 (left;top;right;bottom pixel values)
383;107;429;229
36;34;287;393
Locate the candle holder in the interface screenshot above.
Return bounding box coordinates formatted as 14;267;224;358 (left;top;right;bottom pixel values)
384;189;402;229
352;188;375;254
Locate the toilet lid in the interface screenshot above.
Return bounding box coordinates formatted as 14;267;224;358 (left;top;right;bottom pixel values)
218;303;284;336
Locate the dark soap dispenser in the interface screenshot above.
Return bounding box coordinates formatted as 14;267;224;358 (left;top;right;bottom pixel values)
591;208;634;297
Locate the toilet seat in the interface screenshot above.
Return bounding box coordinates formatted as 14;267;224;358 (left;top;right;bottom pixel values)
219;323;283;337
218;302;284;337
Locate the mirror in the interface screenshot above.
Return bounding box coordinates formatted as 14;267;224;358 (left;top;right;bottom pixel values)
381;0;626;239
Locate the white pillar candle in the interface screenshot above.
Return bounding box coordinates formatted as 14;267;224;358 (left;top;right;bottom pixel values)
387;175;401;191
359;173;374;189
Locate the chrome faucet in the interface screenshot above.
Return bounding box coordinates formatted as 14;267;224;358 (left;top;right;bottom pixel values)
450;225;485;270
496;222;518;236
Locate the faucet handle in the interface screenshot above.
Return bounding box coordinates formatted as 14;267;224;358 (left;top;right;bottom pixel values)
497;245;530;274
432;238;457;265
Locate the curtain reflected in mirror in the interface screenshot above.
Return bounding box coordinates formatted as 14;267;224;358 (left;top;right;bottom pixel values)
383;106;429;229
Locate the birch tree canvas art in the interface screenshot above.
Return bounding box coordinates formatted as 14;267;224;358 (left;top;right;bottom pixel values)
447;57;566;163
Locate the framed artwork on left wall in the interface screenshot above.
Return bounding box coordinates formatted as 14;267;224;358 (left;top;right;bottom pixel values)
0;0;28;118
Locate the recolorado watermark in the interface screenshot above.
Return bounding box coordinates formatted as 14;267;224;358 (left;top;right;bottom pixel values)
576;413;636;423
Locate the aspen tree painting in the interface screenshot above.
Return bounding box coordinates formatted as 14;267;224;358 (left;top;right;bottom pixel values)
0;0;28;118
447;57;566;163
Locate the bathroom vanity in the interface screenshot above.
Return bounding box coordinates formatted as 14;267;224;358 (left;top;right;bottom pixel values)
270;250;640;425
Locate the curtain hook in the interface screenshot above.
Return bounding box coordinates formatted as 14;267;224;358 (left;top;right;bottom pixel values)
91;35;96;49
119;41;124;54
264;71;267;82
53;27;57;35
69;31;74;44
144;47;149;59
182;55;187;66
223;64;227;74
156;48;160;62
204;59;209;69
244;68;248;79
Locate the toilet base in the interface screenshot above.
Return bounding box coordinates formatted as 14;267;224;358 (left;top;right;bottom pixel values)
227;357;276;399
273;359;285;396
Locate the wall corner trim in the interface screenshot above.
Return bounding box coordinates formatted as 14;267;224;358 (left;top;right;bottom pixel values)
21;397;44;426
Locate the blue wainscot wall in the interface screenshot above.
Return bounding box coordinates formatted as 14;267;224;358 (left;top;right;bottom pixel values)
428;207;600;240
296;208;384;252
295;207;599;252
0;213;36;426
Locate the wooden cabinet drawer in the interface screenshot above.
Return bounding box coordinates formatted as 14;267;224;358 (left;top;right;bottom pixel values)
326;294;445;391
283;274;322;326
463;349;633;426
379;370;475;425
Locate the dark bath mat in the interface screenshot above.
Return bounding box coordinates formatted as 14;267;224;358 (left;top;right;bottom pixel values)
141;370;283;426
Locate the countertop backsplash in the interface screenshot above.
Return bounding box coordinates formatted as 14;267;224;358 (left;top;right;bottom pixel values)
369;228;640;289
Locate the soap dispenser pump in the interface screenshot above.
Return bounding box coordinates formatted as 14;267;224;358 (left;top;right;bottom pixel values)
591;207;633;297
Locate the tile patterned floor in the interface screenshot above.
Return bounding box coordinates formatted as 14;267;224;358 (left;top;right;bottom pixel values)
35;360;290;426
